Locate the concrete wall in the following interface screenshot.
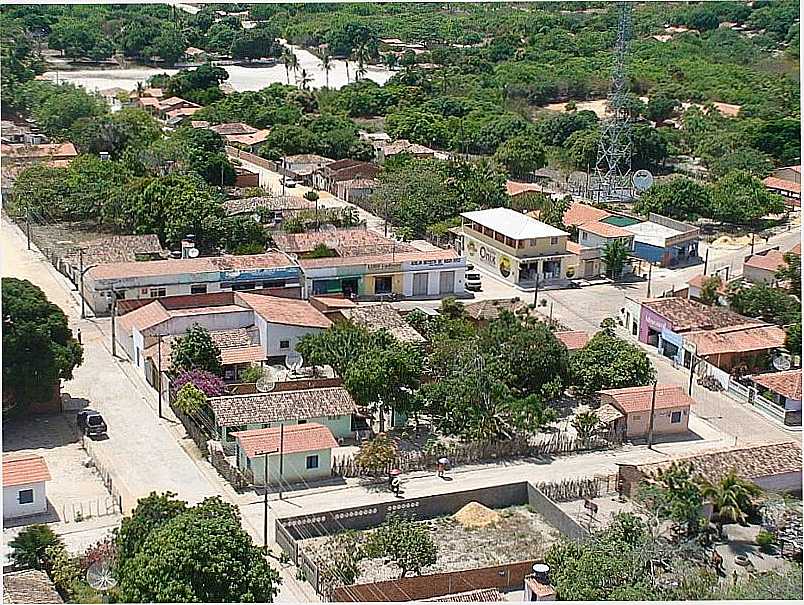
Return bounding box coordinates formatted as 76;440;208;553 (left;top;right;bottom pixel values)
743;265;777;285
239;447;333;486
753;471;802;494
623;406;689;438
255;315;324;360
638;305;673;345
526;483;590;541
463;226;567;258
221;415;354;445
3;481;47;520
621;297;642;337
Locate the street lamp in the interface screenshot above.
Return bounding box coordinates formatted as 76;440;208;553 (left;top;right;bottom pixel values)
255;447;279;550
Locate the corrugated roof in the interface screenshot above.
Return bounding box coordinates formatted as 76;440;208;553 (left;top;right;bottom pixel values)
210;386;357;427
3;570;64;604
751;369;802;401
235;292;332;328
342;304;425;343
233;422;338;457
3;453;51;487
684;324;787;356
635;441;802;484
220;345;266;365
600;384;694;414
461;208;569;240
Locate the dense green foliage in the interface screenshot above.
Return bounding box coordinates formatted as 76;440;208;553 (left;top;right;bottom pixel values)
364;514;437;579
169;324;224;376
9;524;62;570
2;278;83;411
116;494;280;602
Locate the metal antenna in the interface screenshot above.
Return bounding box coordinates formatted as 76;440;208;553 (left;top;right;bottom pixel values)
590;2;634;204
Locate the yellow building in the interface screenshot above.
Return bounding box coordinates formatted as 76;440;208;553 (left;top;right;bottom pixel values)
458;208;574;287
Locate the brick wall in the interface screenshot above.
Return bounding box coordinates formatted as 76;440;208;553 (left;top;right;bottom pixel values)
332;560;538;602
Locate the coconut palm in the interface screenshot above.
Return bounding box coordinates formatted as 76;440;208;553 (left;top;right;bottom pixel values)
700;470;763;533
352;41;371;81
344;58;350;84
281;47;293;84
288;51;300;84
320;52;332;88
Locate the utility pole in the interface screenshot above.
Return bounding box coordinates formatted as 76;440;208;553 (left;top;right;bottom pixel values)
750;233;756;255
110;291;117;358
79;249;87;319
157;334;164;419
25;207;31;250
532;270;540;308
278;423;285;500
646;381;658;450
646;262;653;298
258;447;278;550
703;248;709;275
687;354;697;395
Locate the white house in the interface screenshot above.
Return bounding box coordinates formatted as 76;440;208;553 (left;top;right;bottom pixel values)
3;454;51;520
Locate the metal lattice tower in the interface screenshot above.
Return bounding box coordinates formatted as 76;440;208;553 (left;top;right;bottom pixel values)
589;2;634;204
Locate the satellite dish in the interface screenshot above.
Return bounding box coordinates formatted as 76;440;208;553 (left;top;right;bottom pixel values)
285;351;303;372
256;367;276;393
772;354;792;371
632;170;655;192
252;213;262;223
187;247;200;258
86;562;117;592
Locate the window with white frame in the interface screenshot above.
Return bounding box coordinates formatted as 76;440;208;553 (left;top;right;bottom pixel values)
18;489;34;504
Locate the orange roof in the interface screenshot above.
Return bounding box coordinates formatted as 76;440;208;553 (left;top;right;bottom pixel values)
299;248;458;269
1;142;78;159
688;273;728;293
116;300;171;333
744;249;787;272
685;324;787;356
3;453;51;487
506;180;543;197
579;220;633;239
751;370;802;401
138;97;160;108
556;330;589;350
763;176;801;194
791;243;801;256
600;384;694;414
166;107;201;118
563;202;611;227
236;292;332;329
310;295;358;310
220;344;265;365
232;423;339;457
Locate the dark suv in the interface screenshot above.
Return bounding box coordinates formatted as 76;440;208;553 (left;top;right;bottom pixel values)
76;410;107;437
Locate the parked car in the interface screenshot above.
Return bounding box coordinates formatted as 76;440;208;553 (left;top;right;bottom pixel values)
465;271;482;291
76;410;107;437
282;177;297;188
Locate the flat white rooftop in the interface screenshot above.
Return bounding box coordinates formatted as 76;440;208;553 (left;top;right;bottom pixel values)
623;220;686;247
461;208;569;241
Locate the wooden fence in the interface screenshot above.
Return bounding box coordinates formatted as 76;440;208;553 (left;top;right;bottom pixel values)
332;431;618;478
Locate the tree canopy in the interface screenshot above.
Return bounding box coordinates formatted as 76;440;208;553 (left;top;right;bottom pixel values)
571;327;656;396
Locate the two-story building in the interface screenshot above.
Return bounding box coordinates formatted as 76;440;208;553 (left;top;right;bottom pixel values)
457;208;572;287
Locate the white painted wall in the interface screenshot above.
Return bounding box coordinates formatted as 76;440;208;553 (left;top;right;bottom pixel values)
3;482;47;520
255;315;326;359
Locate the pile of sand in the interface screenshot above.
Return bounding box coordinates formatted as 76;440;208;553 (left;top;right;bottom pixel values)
452;502;502;529
710;235;751;250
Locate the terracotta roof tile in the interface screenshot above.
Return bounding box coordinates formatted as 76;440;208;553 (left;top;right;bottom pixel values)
641;298;759;332
87;252;296;280
751;370;802;401
763;176;801;194
3;570;64;604
506;180;543;197
116;300;171;334
224;196;315;215
427;588;508;602
62;234;164;267
342;304;425;343
555;330;589;350
791;243;801;255
272;229;415;256
2;453;51;487
636;441;802;484
1;142;78;160
579;220;633;239
220;345;266;365
684;324;786;356
210;122;257;136
744;249;787;272
233;422;338;457
211;386;357;427
299;248;459;269
235;292;332;328
563;202;611;227
600;384;693;414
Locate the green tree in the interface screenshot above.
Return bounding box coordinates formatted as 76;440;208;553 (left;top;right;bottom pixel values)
700;470;763;534
492;135;546;178
571;411;600;445
634;175;711;221
699;275;723;306
365;514;437;579
785;317;801;355
70;108;162;158
646;94;679;123
565;128;600;171
638;463;707;536
776;252;801;294
2;278;83;412
726;284;800;326
116;491;188;565
710;171;785;225
602;239;629;279
353;433;398;475
21;81;107;138
117;496;280;602
169;324;223;375
173;383;208;414
571;330;656;396
9;525;62;570
232;26;280;62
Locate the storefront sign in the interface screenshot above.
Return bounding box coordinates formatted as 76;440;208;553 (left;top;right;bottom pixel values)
478;245;497;267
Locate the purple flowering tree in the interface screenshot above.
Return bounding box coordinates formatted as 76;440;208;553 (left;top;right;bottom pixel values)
171;369;227;398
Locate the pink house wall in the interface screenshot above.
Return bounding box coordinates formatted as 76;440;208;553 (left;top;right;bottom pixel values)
638;306;674;344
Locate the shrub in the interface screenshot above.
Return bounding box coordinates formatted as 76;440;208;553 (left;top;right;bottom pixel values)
173;383;208;414
171;369;226;398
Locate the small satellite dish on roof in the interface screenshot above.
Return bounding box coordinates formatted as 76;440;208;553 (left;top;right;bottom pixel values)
252;212;262;223
286;351;304;373
187;247;200;258
86;561;117;592
632;170;655;192
772;354;792;371
256;367;276;393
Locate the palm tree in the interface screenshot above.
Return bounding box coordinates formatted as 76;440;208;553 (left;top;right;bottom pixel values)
344;58;350;84
700;470;763;535
299;68;313;91
352;41;371;81
288;51;300;85
602;239;629;279
281;47;292;84
320;52;332;88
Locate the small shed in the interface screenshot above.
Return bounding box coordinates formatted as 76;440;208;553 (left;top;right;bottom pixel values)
599;384;692;439
3;453;51;520
232;423;338;486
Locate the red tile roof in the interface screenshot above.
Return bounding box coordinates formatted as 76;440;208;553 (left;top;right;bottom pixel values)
744;249;787;272
563;202;611;227
220;345;266;365
87;252;295;280
428;588;508;602
556;330;590;350
688;273;728;293
791;243;801;256
211;386;357;426
232;423;339;457
579;220;633;239
3;453;51;487
236;292;332;328
1;142;78;160
641;298;759;332
116;300;171;334
763;176;801;194
600;384;694;414
751;370;802;401
506;180;543;197
684;324;787;356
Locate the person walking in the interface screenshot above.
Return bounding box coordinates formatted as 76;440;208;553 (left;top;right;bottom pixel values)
437;457;449;478
76;328;82;345
391;476;401;497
